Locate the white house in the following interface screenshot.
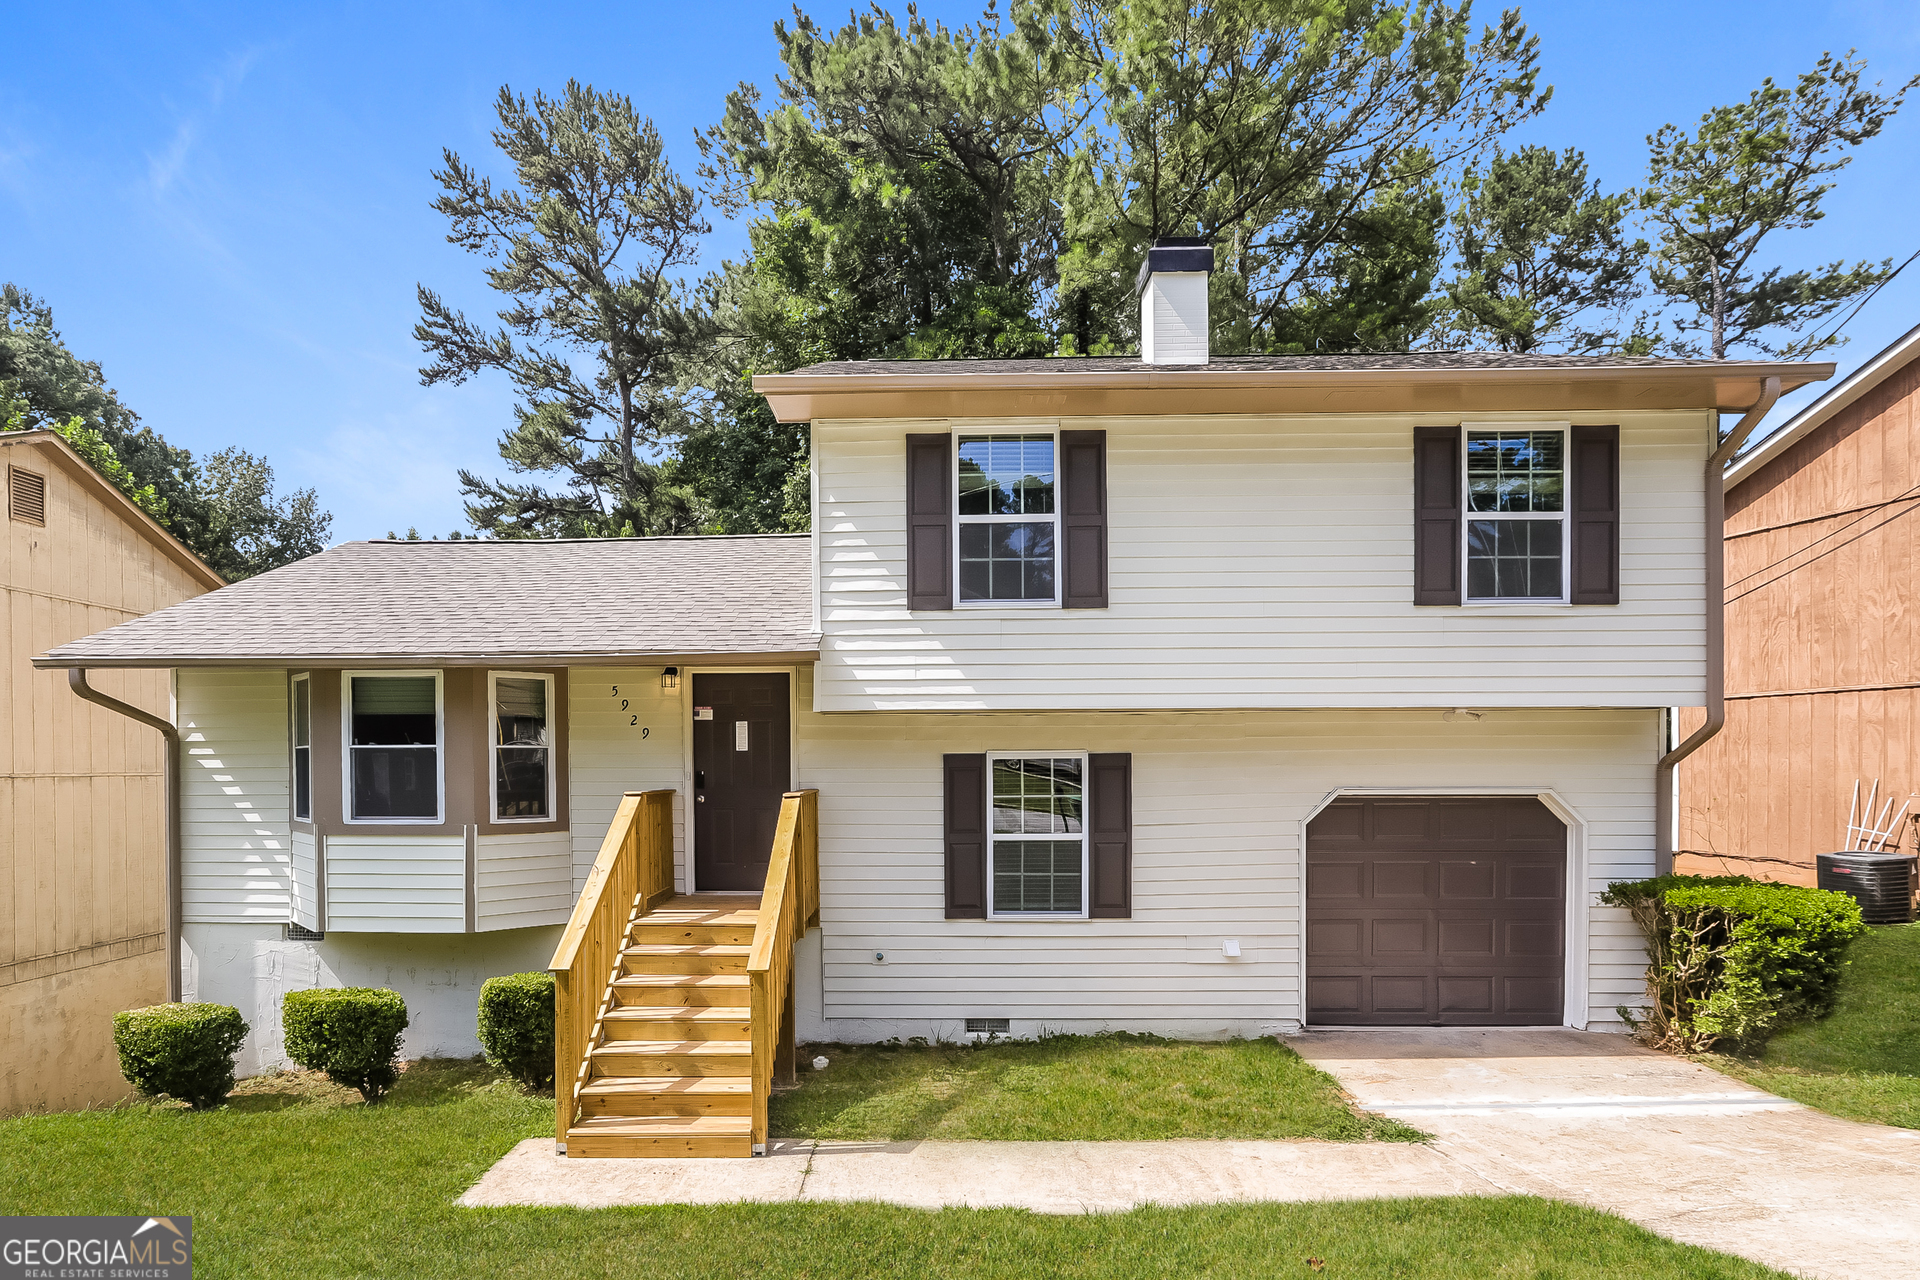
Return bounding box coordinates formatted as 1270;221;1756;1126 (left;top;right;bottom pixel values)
39;243;1830;1154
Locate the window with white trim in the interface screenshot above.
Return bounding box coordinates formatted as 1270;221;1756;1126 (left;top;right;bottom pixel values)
291;674;311;822
490;672;554;821
956;432;1057;605
344;672;442;821
1464;427;1568;602
988;752;1086;916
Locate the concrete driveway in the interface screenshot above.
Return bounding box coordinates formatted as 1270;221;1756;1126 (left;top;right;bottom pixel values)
1288;1029;1920;1280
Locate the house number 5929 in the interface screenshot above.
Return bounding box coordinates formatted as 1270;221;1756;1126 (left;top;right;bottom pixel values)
611;686;649;736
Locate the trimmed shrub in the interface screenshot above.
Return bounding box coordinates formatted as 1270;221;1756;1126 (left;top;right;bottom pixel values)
282;987;409;1103
112;1003;249;1109
477;971;555;1089
1602;873;1868;1052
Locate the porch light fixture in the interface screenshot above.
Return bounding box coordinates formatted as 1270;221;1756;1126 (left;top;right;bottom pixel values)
661;666;680;691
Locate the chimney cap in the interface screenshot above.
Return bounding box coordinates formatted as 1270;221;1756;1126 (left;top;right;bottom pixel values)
1136;237;1214;292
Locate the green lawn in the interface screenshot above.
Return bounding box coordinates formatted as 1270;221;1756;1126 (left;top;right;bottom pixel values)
773;1033;1424;1141
0;1059;1785;1279
1706;922;1920;1127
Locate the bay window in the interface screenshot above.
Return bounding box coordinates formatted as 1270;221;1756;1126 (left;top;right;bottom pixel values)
344;672;442;822
490;672;554;821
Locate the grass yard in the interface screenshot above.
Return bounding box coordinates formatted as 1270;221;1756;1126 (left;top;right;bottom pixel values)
774;1033;1424;1141
1706;922;1920;1128
0;1058;1786;1279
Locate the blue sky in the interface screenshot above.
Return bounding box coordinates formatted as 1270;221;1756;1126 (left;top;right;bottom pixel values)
6;1;1917;542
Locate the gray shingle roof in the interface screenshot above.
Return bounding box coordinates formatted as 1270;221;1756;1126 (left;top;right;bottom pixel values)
788;352;1756;376
37;535;817;668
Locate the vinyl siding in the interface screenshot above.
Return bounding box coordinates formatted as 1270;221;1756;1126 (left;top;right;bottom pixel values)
567;667;688;895
290;831;320;931
812;410;1710;711
789;705;1654;1032
475;831;572;931
324;835;465;933
178;669;292;923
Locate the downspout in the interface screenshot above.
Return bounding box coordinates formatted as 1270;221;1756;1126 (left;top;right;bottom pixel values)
69;668;182;1003
1654;376;1781;874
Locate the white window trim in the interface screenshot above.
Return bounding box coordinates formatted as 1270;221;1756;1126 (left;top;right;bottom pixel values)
953;426;1062;610
1460;421;1573;607
488;670;557;824
290;672;312;823
340;669;445;825
984;749;1090;920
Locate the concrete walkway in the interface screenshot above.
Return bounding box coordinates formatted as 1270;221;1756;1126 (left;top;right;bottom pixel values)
1289;1029;1920;1280
459;1030;1920;1280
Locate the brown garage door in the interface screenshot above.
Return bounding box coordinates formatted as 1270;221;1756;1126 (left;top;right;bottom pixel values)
1306;796;1566;1026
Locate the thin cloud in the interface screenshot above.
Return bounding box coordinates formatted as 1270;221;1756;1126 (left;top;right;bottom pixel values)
146;46;264;196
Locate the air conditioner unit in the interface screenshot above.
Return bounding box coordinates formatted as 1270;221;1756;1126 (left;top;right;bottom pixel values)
1816;852;1917;924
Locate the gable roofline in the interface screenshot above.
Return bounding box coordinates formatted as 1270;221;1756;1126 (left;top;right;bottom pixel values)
752;354;1831;423
1;429;225;592
1723;322;1920;492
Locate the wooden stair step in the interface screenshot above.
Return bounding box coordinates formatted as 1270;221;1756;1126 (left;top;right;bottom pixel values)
629;923;757;946
590;1040;752;1076
611;973;751;1007
600;1007;753;1040
577;1074;753;1117
565;1114;753;1159
621;944;751;975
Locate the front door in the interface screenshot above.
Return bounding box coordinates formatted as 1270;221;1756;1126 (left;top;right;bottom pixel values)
692;672;792;891
1305;796;1567;1026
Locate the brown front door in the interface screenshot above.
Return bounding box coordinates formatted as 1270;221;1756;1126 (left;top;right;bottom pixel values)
692;672;792;891
1306;796;1566;1026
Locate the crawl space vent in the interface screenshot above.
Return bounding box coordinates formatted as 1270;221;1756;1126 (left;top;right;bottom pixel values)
965;1018;1011;1035
285;923;325;942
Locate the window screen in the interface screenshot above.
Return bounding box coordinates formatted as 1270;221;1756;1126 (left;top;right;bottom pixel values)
292;677;311;821
493;675;551;820
1465;430;1566;600
989;755;1085;915
348;675;439;820
957;435;1057;603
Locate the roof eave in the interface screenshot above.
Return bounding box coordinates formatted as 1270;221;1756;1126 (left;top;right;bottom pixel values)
753;362;1834;423
1724;323;1920;491
32;645;824;671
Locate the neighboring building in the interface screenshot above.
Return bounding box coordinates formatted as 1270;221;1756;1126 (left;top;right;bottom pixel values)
38;249;1831;1093
2;429;224;1113
1678;323;1920;882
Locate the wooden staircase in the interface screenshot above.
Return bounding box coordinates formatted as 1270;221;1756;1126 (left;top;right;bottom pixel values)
550;789;817;1158
567;894;759;1157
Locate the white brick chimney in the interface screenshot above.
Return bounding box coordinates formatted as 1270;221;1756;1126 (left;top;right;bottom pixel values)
1137;237;1214;365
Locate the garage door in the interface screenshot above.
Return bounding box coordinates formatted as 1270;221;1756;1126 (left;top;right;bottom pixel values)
1306;796;1566;1026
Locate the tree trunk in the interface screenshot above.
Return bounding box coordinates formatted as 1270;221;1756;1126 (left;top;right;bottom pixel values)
1709;259;1727;361
617;374;636;508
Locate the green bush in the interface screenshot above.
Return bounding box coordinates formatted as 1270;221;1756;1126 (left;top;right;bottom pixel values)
476;972;555;1089
112;1003;249;1109
1602;873;1867;1052
282;988;409;1103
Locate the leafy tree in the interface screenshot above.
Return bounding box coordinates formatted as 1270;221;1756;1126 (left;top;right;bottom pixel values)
1446;145;1646;353
417;81;715;538
1;284;329;579
1640;51;1918;360
1074;0;1548;352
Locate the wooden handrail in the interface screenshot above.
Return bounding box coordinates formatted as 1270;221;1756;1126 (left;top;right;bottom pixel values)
747;789;818;1151
548;789;674;1147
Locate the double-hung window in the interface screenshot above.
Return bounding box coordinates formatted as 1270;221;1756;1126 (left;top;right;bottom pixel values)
957;433;1058;605
291;674;311;822
1464;427;1568;602
344;672;442;822
490;672;554;821
987;752;1086;917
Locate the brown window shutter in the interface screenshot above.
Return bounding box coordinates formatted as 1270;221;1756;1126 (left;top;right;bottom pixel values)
1570;424;1620;605
906;433;953;610
1412;426;1461;605
944;753;987;918
1059;429;1108;608
1087;752;1132;918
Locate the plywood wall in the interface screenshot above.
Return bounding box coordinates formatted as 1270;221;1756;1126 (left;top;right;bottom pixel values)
1679;354;1920;881
1;436;216;1112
